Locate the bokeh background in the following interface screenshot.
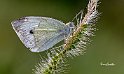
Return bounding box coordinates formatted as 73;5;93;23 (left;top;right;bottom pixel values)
0;0;124;74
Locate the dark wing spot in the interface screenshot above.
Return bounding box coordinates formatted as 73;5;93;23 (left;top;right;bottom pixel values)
30;30;34;34
18;17;25;20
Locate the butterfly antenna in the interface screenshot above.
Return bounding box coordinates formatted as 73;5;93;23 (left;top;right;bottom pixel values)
80;10;83;24
72;10;83;25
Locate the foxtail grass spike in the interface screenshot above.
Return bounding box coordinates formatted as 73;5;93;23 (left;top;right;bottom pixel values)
34;0;100;74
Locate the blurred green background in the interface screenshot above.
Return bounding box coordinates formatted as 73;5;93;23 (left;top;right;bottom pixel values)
0;0;124;74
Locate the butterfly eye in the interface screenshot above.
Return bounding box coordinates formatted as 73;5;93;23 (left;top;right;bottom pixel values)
30;30;34;34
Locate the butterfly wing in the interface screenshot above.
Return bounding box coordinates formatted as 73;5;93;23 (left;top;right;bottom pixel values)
11;16;67;52
33;28;64;52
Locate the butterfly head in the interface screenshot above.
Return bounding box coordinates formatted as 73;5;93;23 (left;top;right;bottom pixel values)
64;22;75;36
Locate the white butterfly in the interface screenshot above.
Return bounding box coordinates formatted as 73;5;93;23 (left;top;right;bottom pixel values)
11;16;74;52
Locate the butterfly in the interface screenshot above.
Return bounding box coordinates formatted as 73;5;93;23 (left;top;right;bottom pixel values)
11;16;74;52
